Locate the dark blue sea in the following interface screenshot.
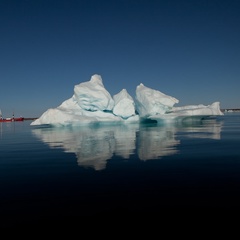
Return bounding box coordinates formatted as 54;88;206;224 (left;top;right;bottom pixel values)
1;113;240;228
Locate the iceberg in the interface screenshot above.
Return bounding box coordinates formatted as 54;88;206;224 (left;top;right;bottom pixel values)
30;74;223;126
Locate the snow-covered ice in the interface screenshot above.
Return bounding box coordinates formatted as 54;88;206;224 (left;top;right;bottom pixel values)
31;74;223;126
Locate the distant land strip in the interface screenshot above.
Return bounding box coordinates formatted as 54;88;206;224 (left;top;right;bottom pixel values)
221;109;240;112
24;117;38;120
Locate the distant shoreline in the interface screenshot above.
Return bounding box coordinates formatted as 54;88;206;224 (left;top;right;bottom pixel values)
23;117;38;120
221;109;240;113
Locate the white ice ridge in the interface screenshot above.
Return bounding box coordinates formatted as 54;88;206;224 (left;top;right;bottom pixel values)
30;74;223;126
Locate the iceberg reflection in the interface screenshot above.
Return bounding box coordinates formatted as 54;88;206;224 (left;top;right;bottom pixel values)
175;118;223;140
32;124;138;171
31;119;223;170
138;125;180;161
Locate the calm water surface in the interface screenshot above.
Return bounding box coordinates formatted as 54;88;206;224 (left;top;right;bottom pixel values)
1;113;240;227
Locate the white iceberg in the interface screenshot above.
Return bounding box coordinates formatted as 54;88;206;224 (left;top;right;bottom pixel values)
30;74;223;126
74;74;114;111
113;89;136;119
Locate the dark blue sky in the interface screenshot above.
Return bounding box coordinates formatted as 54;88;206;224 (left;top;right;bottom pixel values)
0;0;239;117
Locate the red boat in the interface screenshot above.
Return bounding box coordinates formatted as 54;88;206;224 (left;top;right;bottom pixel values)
0;110;24;122
0;117;24;122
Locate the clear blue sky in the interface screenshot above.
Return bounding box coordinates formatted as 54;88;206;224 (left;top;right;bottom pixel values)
0;0;239;117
